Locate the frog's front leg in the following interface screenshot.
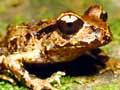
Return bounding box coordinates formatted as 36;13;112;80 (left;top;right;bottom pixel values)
0;50;53;90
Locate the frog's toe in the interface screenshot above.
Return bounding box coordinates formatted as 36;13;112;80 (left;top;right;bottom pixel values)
0;74;16;84
29;78;55;90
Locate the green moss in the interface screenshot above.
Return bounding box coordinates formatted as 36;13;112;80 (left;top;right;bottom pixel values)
0;81;28;90
93;83;120;90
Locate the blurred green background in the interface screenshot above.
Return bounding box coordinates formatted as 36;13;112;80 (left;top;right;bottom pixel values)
0;0;120;90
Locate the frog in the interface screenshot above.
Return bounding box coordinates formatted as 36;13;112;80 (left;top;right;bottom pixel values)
0;5;111;90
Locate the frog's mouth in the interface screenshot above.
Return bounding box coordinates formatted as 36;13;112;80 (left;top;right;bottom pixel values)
65;36;110;49
68;33;111;49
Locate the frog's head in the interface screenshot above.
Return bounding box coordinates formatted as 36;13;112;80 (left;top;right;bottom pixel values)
35;5;111;62
53;5;111;49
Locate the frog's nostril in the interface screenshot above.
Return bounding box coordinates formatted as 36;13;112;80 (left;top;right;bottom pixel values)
103;36;111;43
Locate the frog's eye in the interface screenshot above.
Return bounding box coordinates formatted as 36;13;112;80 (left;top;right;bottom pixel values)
100;11;108;22
57;15;84;35
84;5;108;22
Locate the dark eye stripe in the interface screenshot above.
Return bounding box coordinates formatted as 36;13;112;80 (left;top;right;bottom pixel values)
34;14;84;39
34;24;57;39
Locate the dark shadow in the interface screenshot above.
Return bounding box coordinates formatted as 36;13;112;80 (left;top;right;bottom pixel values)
25;48;109;78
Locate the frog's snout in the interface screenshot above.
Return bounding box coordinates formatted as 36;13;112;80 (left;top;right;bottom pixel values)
103;35;112;44
103;26;112;44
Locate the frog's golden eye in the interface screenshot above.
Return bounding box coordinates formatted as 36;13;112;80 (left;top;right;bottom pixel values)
57;15;84;35
100;11;108;22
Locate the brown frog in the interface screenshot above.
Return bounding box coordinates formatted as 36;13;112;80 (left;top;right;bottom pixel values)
0;5;111;90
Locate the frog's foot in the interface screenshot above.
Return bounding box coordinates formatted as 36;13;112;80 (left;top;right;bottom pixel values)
48;71;65;87
0;74;16;84
0;55;16;84
28;78;55;90
99;59;120;76
99;66;114;74
28;71;65;90
0;53;56;90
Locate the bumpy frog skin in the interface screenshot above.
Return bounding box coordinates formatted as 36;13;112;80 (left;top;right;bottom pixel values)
0;5;111;90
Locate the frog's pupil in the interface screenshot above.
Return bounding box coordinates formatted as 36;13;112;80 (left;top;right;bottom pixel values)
67;23;73;27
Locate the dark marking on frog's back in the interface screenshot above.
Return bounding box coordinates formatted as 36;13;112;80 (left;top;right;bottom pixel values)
25;33;32;41
9;38;18;52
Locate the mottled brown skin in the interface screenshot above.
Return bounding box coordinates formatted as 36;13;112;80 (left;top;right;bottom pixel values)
0;5;111;90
